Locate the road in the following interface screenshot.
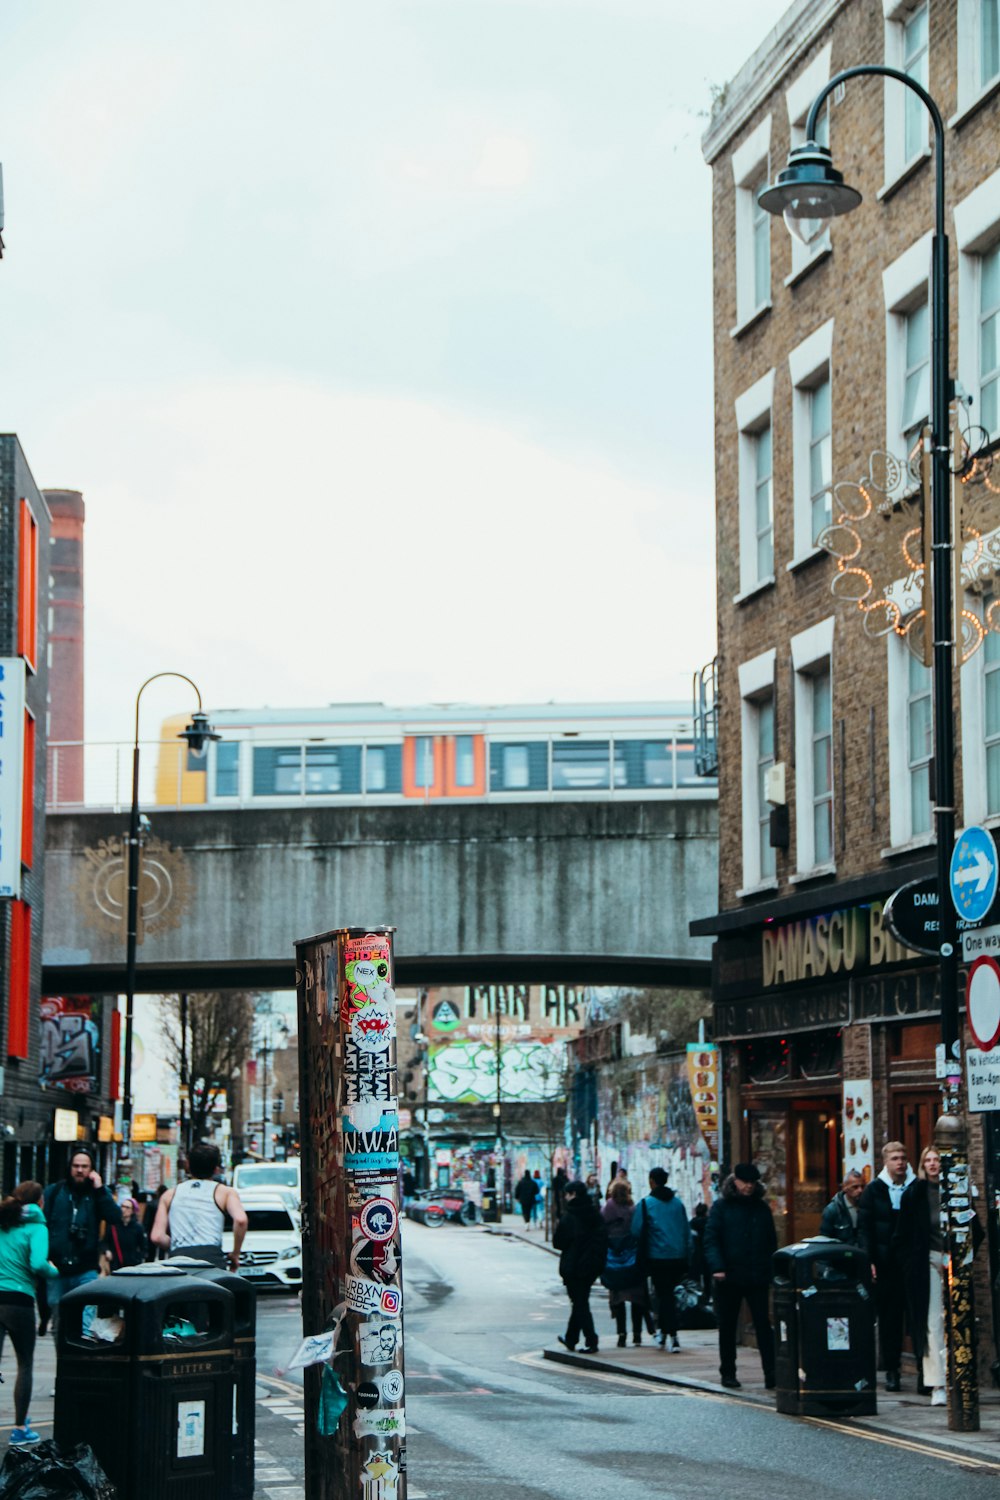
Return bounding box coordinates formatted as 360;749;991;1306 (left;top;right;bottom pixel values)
254;1223;1000;1499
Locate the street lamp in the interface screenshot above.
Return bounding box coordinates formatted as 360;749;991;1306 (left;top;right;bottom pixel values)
761;67;975;1431
121;674;219;1166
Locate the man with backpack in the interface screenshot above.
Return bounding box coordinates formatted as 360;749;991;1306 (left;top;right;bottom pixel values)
632;1167;691;1351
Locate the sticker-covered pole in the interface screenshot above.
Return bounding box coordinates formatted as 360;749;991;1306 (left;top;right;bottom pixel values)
296;927;406;1500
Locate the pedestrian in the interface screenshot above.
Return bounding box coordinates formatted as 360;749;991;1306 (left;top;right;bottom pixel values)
601;1180;652;1347
0;1182;59;1447
689;1201;710;1297
43;1148;122;1335
143;1184;168;1260
514;1169;538;1228
858;1140;914;1392
632;1167;691;1351
150;1142;248;1270
102;1198;148;1272
553;1179;607;1354
531;1171;546;1227
898;1144;984;1406
606;1166;630;1199
820;1170;865;1246
585;1172;602;1207
704;1162;776;1390
552;1166;569;1220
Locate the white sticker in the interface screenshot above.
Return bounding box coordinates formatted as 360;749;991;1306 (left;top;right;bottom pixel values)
350;1001;396;1054
380;1369;404;1403
353;1407;405;1440
826;1316;850;1352
359;1322;398;1367
177;1399;205;1459
361;1453;400;1500
288;1330;337;1369
345;1276;385;1316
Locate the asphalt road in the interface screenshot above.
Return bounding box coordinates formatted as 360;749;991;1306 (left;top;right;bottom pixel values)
254;1224;1000;1499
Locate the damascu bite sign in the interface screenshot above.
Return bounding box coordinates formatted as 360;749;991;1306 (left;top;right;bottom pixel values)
762;900;913;988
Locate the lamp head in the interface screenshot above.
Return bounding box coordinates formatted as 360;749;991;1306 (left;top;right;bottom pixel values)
178;710;221;758
758;141;862;247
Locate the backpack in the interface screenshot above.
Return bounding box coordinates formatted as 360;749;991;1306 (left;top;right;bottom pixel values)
601;1220;640;1291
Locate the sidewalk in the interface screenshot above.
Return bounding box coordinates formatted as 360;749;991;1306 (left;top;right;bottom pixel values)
484;1215;1000;1469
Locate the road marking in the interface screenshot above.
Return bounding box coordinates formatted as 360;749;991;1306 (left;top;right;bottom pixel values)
802;1416;1000;1473
511;1351;675;1395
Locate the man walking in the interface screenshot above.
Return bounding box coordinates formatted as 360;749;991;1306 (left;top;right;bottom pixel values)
514;1169;538;1228
704;1162;776;1390
631;1167;690;1350
858;1140;913;1391
44;1148;122;1331
820;1170;865;1245
151;1143;247;1270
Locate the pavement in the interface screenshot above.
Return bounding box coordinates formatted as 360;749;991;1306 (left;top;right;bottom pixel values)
485;1212;1000;1470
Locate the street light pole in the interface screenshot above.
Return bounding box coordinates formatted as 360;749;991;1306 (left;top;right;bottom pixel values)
121;674;219;1167
761;67;977;1432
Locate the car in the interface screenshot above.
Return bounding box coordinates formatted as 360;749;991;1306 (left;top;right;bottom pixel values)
232;1159;301;1196
224;1188;302;1293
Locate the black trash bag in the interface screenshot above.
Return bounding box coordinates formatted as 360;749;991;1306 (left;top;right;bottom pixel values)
0;1440;118;1500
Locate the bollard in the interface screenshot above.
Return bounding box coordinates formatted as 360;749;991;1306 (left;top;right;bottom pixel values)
296;927;406;1500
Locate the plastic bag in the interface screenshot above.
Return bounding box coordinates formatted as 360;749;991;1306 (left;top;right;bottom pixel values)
0;1440;118;1499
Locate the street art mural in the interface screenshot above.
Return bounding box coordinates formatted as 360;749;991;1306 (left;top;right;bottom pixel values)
426;984;582;1105
39;996;101;1094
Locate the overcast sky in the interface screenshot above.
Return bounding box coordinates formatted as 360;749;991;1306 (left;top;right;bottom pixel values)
0;0;789;745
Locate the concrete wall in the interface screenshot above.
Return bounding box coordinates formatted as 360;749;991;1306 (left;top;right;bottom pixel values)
43;797;718;988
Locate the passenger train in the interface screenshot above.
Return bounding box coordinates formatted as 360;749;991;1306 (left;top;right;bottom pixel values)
154;700;716;808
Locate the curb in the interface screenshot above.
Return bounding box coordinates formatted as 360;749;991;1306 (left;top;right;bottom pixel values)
481;1225;559;1257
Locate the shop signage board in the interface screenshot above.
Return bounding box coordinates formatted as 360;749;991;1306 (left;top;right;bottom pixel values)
883;878;940;956
949;826;999;923
966;1046;1000;1112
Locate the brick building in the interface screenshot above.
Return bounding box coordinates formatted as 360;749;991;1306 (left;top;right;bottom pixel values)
44;488;85;806
695;0;1000;1370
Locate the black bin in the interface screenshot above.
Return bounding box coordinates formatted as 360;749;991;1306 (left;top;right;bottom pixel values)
481;1189;500;1223
55;1265;235;1499
158;1259;257;1500
772;1237;876;1417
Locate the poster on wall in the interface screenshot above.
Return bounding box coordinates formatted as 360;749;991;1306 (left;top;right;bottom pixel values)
39;996;102;1094
686;1044;719;1162
0;659;26;899
842;1078;874;1182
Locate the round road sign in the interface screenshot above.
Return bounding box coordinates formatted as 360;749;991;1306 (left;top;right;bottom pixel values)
967;955;1000;1050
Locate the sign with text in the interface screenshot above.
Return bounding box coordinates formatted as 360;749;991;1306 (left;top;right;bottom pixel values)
966;1046;1000;1112
962;923;1000;961
0;660;26;899
686;1044;719;1161
883;878;940;957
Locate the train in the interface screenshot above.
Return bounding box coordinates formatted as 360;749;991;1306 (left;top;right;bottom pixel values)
153;700;717;808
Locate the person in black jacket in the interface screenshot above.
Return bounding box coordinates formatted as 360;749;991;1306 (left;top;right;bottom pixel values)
101;1198;148;1271
43;1149;121;1335
514;1170;539;1228
552;1180;607;1353
857;1140;913;1391
704;1163;776;1390
820;1171;864;1245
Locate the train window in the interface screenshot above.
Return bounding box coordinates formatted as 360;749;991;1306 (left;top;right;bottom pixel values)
489;742;548;792
305;748;342;793
454;735;475;788
253;745;363;796
551;740;610;791
675;742;701;786
214;742;239;798
414;737;435;789
642;741;674;787
503;745;530;789
366;747;387;792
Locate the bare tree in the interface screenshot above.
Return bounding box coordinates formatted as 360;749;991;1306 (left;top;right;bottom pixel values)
157;992;257;1146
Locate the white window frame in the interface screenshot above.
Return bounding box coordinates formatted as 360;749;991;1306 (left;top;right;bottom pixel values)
882;231;933;472
886;631;935;852
731;115;772;334
882;1;931;193
735;368;776;599
785;44;833;283
739;648;778;893
960;585;1000;827
788;319;835;566
955;167;1000;446
791;617;836;877
955;0;1000;121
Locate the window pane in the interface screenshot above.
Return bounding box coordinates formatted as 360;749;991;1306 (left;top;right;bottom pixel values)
755;425;771;480
551;741;610;791
454;735;475;787
812;733;832;797
908;651;931;694
908;695;932;760
810;379;831;439
502;745;530;789
366;746;387;792
911;762;931;835
813;800;832;865
760;821;776;879
642;741;674;788
758;699;775;758
982;375;999;435
753;180;770;306
987;668;1000;739
305;747;342;794
981;310;998;385
983;0;1000;85
988;741;1000;817
983;244;1000;311
214;742;239;798
414;736;435;788
275;748;303;794
904;7;928;160
811;489;831;542
812;672;832;735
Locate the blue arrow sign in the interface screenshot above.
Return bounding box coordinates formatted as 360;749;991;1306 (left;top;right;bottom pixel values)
950;826;999;924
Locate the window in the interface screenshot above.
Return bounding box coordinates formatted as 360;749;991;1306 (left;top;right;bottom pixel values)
789;319;835;561
731;115;772;330
980;242;1000;436
907;653;933;836
252;745;361;796
739;648;777;890
811;673;834;864
414;737;435;789
955;167;1000;445
901;301;930;455
501;745;529;789
785;44;833;281
792;618;835;875
902;7;929;160
984;0;1000;85
489;741;549;792
366;746;387;792
735;369;776;596
986;616;1000;814
214;741;239;798
612;739;676;789
957;0;1000;112
454;735;475;788
884;3;929;186
551;741;610;791
883;232;932;471
809;382;833;542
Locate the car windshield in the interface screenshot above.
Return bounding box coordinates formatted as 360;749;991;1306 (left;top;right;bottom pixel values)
245;1210;295;1234
234;1165;298;1188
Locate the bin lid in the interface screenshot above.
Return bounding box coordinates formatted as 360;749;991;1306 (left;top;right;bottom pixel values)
111;1264;190;1277
773;1237;868;1285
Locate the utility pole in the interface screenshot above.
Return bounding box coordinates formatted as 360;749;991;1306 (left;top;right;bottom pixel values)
179;992;189;1155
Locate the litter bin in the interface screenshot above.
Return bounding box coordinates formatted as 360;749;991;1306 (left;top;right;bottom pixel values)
772;1237;876;1417
55;1264;235;1499
481;1189;500;1223
159;1258;257;1500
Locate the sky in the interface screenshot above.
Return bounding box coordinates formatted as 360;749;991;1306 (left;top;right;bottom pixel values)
0;0;791;746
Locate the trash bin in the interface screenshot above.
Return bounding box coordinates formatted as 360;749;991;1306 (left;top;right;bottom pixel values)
157;1259;257;1500
55;1265;235;1499
772;1237;876;1417
481;1189;500;1223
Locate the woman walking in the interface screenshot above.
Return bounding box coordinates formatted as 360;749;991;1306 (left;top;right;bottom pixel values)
0;1181;59;1446
553;1180;607;1353
102;1198;148;1271
601;1181;652;1347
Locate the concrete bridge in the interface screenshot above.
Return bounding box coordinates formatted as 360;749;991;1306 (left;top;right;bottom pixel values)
42;797;718;994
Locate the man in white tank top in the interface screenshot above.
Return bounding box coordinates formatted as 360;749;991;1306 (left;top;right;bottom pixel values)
150;1143;248;1270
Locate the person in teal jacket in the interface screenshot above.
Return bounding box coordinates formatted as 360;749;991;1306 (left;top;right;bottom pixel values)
0;1181;59;1446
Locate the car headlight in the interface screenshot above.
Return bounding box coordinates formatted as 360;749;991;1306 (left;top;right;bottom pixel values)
278;1246;300;1261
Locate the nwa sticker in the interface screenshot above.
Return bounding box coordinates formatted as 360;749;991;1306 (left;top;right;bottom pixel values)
343;1111;399;1177
380;1370;404;1404
353;1408;405;1441
350;1237;400;1286
359;1198;398;1244
359;1321;398;1367
349;1000;395;1054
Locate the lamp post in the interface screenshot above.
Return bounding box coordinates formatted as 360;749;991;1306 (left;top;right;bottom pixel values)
121;674;219;1165
761;67;977;1431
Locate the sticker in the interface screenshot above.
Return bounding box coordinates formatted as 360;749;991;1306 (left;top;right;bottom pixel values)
826;1317;850;1352
356;1381;380;1409
431;998;461;1032
343;1111;399;1178
359;1198;398;1244
288;1331;337;1369
349;1001;396;1054
354;1407;405;1440
380;1370;404;1404
361;1453;400;1500
359;1322;399;1366
346;1100;390;1133
350;1237;400;1285
380;1287;401;1317
343;1039;397;1105
176;1399;206;1459
345;1276;387;1316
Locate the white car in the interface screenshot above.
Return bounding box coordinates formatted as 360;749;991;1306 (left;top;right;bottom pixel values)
224;1189;302;1293
232;1160;301;1196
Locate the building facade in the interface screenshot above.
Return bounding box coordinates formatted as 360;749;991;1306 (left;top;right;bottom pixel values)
698;0;1000;1373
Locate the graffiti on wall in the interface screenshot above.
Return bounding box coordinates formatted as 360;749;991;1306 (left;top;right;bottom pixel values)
428;1039;567;1104
586;1051;713;1213
39;996;101;1094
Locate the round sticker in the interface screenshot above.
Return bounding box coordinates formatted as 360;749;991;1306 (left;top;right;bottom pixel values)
359;1197;398;1244
356;1381;380;1409
350;1001;395;1054
380;1370;404;1404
